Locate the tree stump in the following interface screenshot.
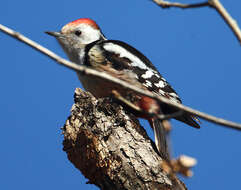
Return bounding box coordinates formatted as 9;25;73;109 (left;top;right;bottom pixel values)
62;88;186;190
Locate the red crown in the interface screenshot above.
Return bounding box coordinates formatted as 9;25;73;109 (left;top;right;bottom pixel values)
67;18;99;29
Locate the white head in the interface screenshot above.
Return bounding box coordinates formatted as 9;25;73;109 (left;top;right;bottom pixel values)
46;18;105;62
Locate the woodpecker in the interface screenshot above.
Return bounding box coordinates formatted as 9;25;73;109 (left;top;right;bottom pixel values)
46;18;200;159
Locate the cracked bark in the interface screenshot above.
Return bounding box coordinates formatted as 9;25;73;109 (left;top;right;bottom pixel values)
62;88;186;190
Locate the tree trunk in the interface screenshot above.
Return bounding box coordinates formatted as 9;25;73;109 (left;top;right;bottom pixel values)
62;88;186;190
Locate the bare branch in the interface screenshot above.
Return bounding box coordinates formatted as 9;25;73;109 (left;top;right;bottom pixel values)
153;0;241;44
1;24;241;130
153;0;209;8
209;0;241;44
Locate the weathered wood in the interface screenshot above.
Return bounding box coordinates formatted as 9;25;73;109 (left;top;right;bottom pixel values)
62;88;186;190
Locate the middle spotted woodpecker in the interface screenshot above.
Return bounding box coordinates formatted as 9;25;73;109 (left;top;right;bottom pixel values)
46;18;200;160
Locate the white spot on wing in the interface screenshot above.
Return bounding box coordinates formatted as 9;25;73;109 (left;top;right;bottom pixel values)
158;90;165;95
141;70;155;79
169;96;180;103
104;43;153;70
155;73;161;78
143;80;153;88
154;80;166;88
162;77;166;81
169;92;179;98
168;92;181;103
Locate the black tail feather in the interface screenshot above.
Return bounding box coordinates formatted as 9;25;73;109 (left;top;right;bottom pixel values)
175;113;201;129
149;118;170;160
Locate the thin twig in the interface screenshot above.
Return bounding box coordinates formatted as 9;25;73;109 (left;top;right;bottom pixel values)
1;24;241;130
153;0;209;8
209;0;241;44
153;0;241;44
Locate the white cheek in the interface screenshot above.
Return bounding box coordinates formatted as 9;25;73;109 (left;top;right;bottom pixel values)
80;25;100;44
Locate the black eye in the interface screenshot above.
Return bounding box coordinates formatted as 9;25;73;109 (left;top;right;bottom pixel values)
74;30;82;36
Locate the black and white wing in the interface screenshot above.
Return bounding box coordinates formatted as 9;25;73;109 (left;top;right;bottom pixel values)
100;40;182;104
85;40;200;128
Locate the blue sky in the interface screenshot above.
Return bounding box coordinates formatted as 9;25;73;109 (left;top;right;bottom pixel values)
1;0;240;189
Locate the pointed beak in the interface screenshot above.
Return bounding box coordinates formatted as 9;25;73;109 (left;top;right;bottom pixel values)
45;31;62;38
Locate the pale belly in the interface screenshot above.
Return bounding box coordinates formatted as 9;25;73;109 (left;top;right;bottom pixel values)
77;73;123;98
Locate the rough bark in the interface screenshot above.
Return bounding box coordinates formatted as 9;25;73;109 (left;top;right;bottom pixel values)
62;88;186;190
